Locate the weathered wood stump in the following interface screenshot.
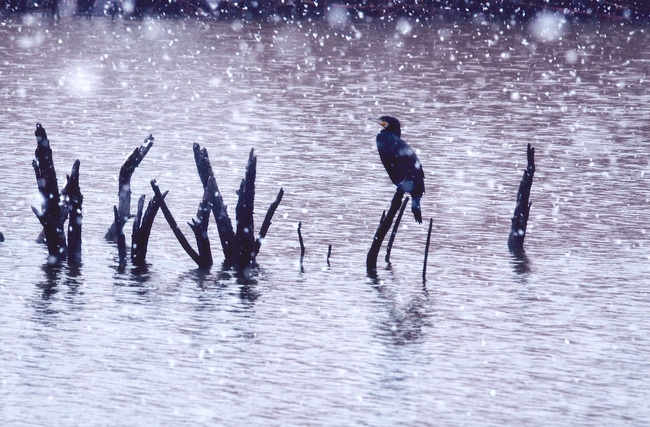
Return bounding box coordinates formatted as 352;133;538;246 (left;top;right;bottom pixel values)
131;191;166;266
64;160;83;266
106;135;154;241
193;143;236;261
31;123;83;265
508;143;535;254
367;189;405;275
152;146;283;272
235;149;257;270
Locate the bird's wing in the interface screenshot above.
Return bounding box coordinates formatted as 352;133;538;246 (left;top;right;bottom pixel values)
377;133;425;197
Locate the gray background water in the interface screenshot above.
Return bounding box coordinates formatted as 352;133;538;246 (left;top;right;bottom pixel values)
1;13;649;426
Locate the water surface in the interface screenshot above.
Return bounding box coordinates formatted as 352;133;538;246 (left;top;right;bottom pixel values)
1;15;649;426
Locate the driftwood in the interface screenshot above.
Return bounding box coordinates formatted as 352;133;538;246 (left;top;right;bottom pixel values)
31;124;82;265
327;244;332;266
367;189;405;274
508;144;535;255
106;135;154;241
385;196;409;264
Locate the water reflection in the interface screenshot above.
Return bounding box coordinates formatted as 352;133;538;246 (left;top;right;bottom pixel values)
510;251;531;275
33;263;86;323
112;263;156;298
370;275;433;347
186;265;261;304
36;263;61;302
238;278;260;305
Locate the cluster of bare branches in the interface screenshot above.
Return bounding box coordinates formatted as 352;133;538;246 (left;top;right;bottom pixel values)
28;126;283;273
31;124;83;266
108;139;284;272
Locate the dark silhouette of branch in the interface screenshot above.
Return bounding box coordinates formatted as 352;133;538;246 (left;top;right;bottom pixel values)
106;134;154;241
508;144;535;254
31;123;68;263
385;196;409;263
150;180;206;268
367;189;405;275
131;191;167;266
254;187;284;259
64;160;83;266
114;206;127;268
193;143;235;261
327;244;332;266
423;218;433;284
187;183;213;268
297;221;305;270
234;148;257;269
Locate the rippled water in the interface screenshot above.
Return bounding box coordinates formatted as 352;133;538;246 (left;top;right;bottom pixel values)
1;14;650;426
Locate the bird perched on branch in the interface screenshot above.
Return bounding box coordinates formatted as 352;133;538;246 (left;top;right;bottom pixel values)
371;116;425;223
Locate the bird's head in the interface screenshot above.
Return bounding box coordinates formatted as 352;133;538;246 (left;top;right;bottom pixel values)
371;116;401;137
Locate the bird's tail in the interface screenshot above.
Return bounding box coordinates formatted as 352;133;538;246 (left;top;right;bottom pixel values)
412;197;422;224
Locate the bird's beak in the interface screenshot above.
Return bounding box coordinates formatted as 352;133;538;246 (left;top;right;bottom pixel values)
368;118;387;128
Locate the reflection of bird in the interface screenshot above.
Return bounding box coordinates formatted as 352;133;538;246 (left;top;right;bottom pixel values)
372;116;425;223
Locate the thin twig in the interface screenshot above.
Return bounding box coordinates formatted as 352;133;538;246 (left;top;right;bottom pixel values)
254;187;284;258
298;221;305;269
423;218;433;284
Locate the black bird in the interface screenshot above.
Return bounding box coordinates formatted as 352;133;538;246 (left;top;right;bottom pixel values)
372;116;425;223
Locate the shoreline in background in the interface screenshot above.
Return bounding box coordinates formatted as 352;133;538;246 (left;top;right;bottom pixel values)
2;0;650;24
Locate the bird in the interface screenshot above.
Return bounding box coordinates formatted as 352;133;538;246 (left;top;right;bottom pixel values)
371;116;425;223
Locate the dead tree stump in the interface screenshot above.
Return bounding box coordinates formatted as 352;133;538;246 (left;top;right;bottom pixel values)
187;182;214;268
116;145;283;272
508;143;535;254
106;135;154;241
367;189;405;275
193;143;236;261
31;124;82;265
131;191;166;266
385;196;409;263
235;149;257;270
64;160;83;266
192;145;283;270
